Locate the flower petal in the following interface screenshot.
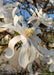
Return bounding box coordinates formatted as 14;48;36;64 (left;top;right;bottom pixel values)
39;43;54;57
0;23;21;33
35;29;42;35
14;15;24;26
32;35;54;57
12;7;20;18
28;64;33;74
0;22;4;26
5;35;23;59
0;0;3;7
5;48;14;59
0;12;4;18
30;8;36;15
32;20;40;29
31;35;43;57
28;39;36;64
49;64;54;72
0;23;16;30
48;57;54;64
19;38;29;68
28;16;37;24
14;15;26;34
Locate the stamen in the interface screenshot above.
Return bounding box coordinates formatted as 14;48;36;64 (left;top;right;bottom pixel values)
25;28;34;38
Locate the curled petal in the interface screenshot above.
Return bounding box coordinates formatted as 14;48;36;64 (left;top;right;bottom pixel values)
5;48;14;59
8;35;23;50
49;64;54;72
5;35;23;59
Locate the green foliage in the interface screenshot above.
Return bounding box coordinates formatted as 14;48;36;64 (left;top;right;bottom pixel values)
40;68;54;75
0;41;2;44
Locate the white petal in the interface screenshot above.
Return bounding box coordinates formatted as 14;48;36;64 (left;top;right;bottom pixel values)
0;23;15;30
9;35;24;50
35;29;42;35
5;48;14;59
32;20;40;29
39;43;54;57
31;36;43;57
43;13;46;18
28;64;33;74
19;38;29;68
36;8;42;18
14;15;24;26
47;58;53;64
0;23;21;33
28;16;37;24
0;22;4;26
49;64;54;72
14;15;25;34
0;0;3;7
14;15;19;26
30;8;36;15
3;2;19;10
4;18;13;23
5;35;23;59
32;35;41;43
48;57;54;64
32;35;54;57
38;18;52;27
28;39;36;64
0;12;4;18
12;7;20;18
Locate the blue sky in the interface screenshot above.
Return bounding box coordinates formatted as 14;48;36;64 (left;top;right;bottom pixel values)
4;0;54;20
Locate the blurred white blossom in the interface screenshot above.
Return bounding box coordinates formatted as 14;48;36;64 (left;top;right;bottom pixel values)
0;6;41;69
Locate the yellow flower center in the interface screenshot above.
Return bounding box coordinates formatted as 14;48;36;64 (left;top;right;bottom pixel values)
25;28;34;38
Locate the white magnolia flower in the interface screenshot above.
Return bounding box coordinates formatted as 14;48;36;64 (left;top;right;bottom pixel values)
33;36;54;72
0;2;20;24
50;0;54;5
28;17;54;72
0;12;41;69
28;8;53;27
